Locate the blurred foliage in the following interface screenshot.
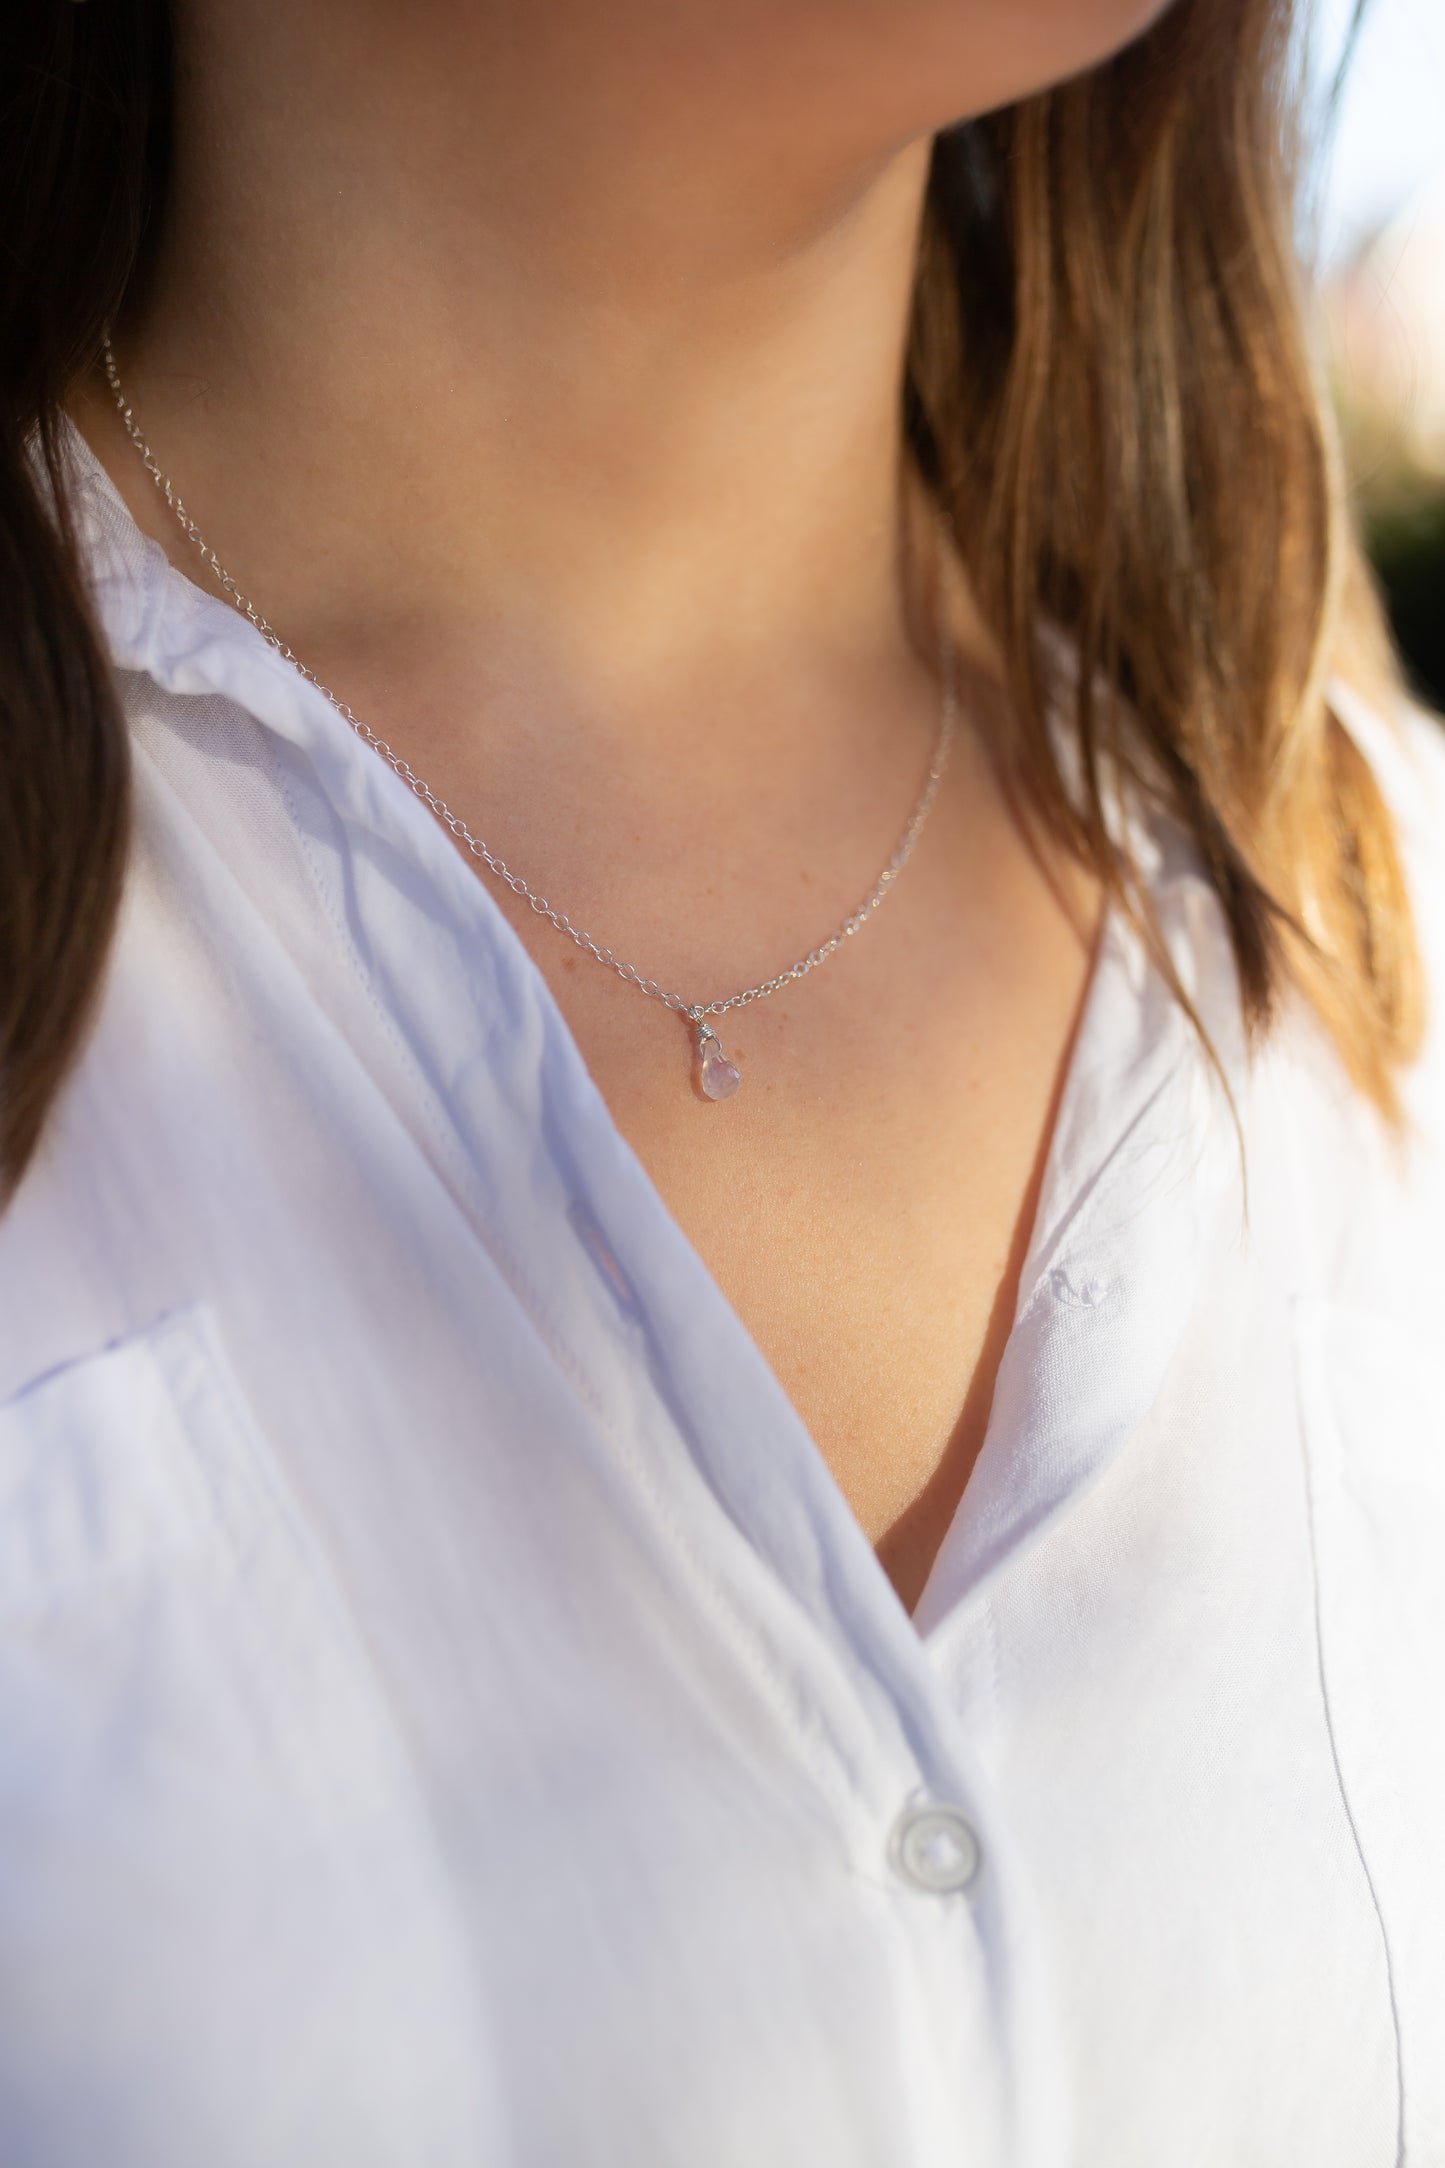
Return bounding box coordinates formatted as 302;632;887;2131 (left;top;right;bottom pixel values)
1322;214;1445;712
1365;491;1445;709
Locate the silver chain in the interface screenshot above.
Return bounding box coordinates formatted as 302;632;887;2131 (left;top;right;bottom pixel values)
102;332;956;1029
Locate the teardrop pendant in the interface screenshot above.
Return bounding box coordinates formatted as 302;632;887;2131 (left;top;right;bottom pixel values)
693;1018;742;1101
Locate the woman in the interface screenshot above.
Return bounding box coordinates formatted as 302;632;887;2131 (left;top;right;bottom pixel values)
1;0;1441;2161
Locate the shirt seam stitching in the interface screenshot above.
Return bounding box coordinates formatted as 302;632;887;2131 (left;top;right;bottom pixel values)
1293;1294;1407;2168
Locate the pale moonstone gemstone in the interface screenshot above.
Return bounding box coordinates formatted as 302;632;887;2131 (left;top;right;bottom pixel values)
698;1039;742;1101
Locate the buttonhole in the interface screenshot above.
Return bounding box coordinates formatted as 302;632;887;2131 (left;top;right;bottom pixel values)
1050;1266;1113;1310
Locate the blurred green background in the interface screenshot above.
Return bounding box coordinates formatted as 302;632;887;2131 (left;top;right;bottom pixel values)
1368;494;1445;706
1317;0;1444;708
1327;209;1445;707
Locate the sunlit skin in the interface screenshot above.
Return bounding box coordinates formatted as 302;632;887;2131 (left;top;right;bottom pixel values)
74;0;1170;1613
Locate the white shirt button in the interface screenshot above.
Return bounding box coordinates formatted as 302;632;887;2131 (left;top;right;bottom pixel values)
889;1802;982;1893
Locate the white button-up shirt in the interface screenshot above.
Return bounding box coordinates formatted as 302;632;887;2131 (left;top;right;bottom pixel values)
3;430;1443;2168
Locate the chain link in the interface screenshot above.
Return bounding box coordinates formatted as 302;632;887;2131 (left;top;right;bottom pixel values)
102;332;956;1027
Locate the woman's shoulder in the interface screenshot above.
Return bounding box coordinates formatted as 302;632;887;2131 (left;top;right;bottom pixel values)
1235;684;1445;1323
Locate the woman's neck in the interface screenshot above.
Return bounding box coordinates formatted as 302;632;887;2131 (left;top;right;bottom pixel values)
80;0;975;745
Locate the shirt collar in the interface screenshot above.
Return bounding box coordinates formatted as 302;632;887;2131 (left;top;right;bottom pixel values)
914;845;1248;1637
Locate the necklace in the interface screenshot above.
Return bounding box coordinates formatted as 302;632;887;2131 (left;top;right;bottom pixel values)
102;334;957;1102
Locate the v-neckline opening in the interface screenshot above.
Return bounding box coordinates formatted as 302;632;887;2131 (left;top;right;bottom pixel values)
65;412;1199;1662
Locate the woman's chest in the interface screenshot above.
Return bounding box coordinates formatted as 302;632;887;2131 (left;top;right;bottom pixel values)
6;721;1440;2165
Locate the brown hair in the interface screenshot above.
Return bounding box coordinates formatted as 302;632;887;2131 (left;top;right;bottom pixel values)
2;2;170;1189
0;0;1420;1194
906;0;1420;1116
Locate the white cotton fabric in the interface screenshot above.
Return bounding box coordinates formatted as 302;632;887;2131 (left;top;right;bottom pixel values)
2;427;1444;2168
